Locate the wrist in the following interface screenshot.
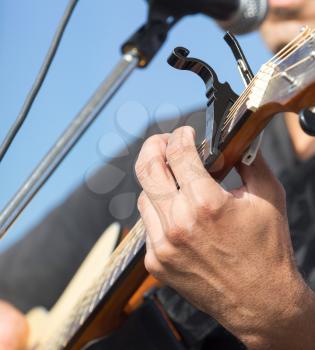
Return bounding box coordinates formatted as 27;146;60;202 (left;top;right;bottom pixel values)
241;273;315;350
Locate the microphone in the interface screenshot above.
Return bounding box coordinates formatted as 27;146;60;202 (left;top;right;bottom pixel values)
150;0;269;34
123;0;268;67
216;0;269;34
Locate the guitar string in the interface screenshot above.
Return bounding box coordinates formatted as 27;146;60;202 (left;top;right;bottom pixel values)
226;28;314;118
224;30;314;124
224;39;315;129
222;29;315;131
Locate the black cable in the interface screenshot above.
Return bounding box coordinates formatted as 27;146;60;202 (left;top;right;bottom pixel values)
0;0;79;162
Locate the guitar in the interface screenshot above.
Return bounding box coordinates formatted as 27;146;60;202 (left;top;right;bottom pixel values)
27;223;121;349
27;27;315;350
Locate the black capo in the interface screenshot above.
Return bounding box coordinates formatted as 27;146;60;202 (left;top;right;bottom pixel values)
167;32;268;166
168;46;239;158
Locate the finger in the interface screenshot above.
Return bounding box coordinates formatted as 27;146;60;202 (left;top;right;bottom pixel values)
166;126;223;198
235;152;283;199
138;191;166;252
0;301;28;350
135;134;178;206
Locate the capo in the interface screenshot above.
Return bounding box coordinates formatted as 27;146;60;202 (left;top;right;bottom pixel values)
224;31;254;85
167;32;265;166
224;31;263;166
167;47;238;158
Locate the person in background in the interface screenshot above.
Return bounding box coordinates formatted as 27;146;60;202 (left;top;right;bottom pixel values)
1;0;315;348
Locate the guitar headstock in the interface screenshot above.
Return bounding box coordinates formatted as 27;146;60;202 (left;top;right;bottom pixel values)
219;27;315;145
251;27;315;107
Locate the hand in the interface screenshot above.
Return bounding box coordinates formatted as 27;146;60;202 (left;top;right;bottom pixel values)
135;126;315;350
0;301;28;350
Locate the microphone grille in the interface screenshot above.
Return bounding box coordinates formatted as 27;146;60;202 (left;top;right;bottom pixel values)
217;0;269;35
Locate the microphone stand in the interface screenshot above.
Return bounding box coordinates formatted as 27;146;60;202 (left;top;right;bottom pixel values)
0;1;188;238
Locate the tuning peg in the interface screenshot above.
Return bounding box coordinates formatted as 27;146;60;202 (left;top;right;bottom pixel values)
299;108;315;136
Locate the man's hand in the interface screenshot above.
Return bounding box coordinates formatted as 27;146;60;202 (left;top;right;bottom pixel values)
135;126;315;350
0;301;28;350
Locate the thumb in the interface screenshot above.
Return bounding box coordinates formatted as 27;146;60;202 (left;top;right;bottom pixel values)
235;152;284;201
0;301;29;350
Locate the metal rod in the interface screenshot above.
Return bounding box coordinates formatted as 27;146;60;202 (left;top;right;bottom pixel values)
0;0;79;163
0;49;139;238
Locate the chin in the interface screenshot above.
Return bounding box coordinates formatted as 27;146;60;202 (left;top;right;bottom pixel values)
260;21;305;53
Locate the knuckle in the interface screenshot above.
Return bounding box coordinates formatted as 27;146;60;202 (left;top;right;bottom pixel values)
178;125;195;139
166;225;188;246
135;135;166;182
166;139;184;161
137;191;147;212
194;193;229;220
135;158;148;182
146;134;164;147
144;253;164;277
143;134;166;153
195;200;212;219
154;243;175;266
166;126;196;161
195;192;231;222
273;180;287;208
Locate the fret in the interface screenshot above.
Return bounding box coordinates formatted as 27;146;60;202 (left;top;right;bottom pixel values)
63;310;82;344
59;324;72;349
120;249;131;271
57;314;77;350
45;324;70;350
97;273;111;301
79;295;93;326
89;271;108;306
109;265;121;287
88;291;99;314
61;290;94;346
65;306;85;341
133;235;145;255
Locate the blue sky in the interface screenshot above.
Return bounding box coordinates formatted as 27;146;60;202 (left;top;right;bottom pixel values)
0;0;271;250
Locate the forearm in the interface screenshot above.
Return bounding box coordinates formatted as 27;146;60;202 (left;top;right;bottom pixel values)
242;280;315;350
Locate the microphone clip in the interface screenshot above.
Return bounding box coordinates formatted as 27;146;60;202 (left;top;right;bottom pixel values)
121;1;182;68
121;0;238;67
